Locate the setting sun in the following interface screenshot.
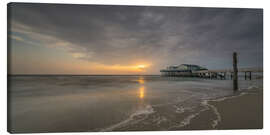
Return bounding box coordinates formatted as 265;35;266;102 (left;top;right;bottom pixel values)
137;65;146;69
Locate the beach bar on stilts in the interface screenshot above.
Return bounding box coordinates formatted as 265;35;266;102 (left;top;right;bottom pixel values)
160;52;263;90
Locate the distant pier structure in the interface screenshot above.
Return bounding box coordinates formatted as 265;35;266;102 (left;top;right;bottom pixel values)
160;53;263;91
160;64;208;77
160;64;262;80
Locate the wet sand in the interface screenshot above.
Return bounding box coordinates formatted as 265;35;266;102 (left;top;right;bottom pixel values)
212;91;263;129
181;88;263;130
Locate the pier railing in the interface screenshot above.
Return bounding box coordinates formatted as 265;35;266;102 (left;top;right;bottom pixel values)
194;67;263;73
193;67;262;80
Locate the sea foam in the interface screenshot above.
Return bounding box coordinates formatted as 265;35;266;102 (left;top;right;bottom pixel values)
100;105;155;131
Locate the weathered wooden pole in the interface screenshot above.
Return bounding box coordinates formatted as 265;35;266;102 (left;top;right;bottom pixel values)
233;52;238;91
249;71;252;80
245;72;247;80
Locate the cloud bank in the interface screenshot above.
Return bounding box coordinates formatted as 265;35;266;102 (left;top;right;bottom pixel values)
8;3;263;74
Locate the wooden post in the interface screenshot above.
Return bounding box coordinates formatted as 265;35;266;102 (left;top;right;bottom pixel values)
245;72;247;80
233;52;238;91
249;72;252;80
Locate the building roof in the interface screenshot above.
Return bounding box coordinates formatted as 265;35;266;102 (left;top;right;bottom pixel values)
161;64;207;72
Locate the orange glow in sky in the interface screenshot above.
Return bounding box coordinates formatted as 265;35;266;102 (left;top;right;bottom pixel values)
99;64;149;71
137;65;146;69
79;63;151;74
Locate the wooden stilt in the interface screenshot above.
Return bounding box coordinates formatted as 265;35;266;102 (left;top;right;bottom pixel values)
233;52;238;91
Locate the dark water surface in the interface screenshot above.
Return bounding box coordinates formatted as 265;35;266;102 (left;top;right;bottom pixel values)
7;75;262;133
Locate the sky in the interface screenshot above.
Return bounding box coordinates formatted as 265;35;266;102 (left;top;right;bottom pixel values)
8;3;263;75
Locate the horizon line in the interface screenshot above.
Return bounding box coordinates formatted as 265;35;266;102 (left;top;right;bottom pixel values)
8;74;161;76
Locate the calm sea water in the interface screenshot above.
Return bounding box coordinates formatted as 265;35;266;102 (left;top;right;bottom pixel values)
8;75;262;133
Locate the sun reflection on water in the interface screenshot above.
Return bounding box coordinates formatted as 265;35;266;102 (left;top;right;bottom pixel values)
138;76;145;99
139;86;145;99
138;77;144;84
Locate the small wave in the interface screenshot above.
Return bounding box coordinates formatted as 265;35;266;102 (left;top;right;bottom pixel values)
169;106;209;129
178;112;201;127
173;105;196;114
169;92;248;129
173;105;185;114
131;105;154;117
152;116;168;125
207;92;247;102
201;100;221;128
100;105;155;131
248;85;259;90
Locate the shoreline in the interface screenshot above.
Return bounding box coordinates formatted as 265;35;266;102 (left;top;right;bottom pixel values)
210;89;263;129
182;87;263;130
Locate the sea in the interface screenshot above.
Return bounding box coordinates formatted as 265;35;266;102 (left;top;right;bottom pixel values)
7;75;263;133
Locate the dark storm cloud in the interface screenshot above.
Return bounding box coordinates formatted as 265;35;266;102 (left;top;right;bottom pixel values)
8;3;263;72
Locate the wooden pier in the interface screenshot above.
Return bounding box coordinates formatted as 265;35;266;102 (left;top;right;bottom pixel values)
160;52;263;91
161;67;262;80
193;67;262;80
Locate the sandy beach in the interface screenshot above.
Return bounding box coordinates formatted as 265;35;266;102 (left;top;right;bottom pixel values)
180;84;263;130
212;90;263;129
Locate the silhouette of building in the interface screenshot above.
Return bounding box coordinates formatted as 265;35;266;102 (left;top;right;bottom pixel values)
160;64;207;76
